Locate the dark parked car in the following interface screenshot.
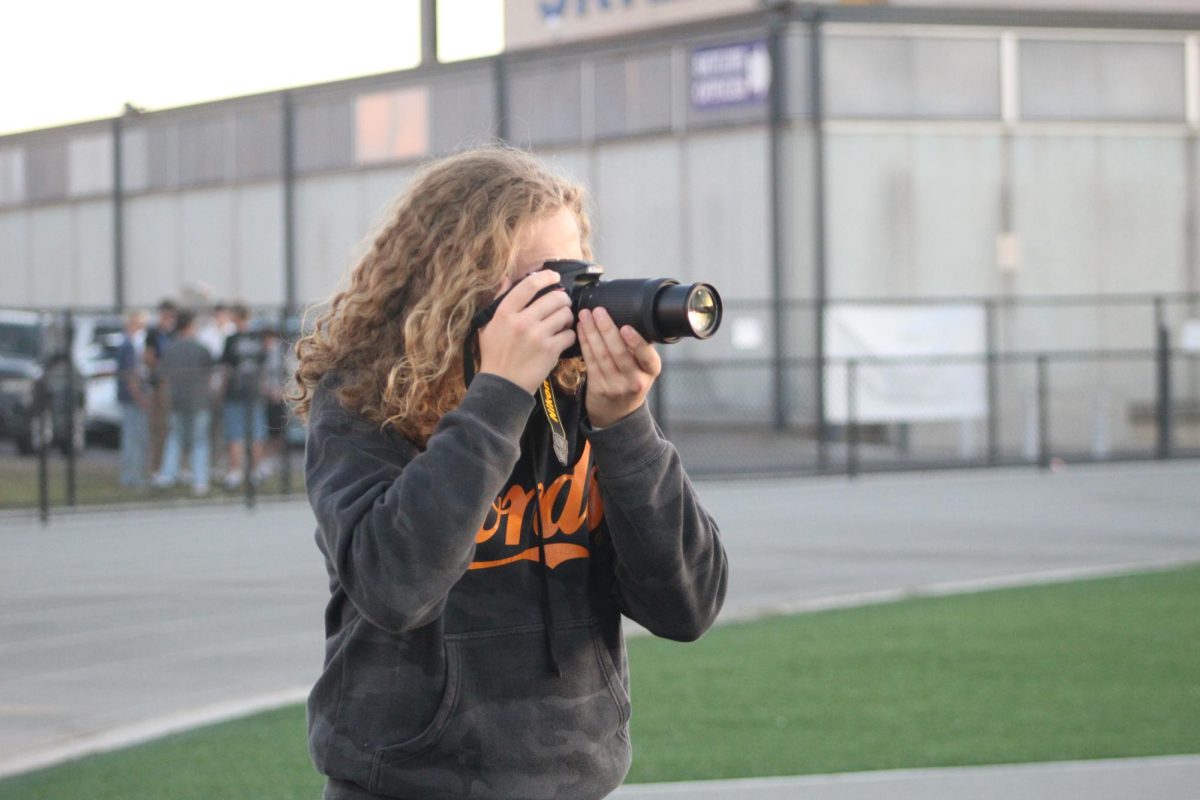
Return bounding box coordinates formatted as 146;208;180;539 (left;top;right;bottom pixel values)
0;310;87;455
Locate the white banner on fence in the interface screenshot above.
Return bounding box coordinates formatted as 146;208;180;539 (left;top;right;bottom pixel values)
1181;319;1200;352
824;304;987;424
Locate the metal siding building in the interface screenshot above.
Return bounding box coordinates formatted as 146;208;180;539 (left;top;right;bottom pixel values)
2;0;1200;460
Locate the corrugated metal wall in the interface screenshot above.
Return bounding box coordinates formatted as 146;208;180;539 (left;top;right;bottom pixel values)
1;6;1198;458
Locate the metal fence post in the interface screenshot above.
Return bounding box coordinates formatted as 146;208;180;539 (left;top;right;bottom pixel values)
112;115;126;312
817;340;829;475
243;380;256;510
1037;355;1050;470
767;8;788;431
278;307;293;496
847;359;859;478
810;10;830;474
420;0;438;65
985;299;999;466
494;55;509;143
37;385;50;525
64;310;78;508
1156;313;1173;460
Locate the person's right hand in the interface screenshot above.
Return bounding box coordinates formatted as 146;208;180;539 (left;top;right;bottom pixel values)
477;270;576;394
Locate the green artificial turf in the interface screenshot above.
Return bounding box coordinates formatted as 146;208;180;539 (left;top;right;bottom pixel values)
1;704;317;800
624;565;1200;782
2;566;1197;799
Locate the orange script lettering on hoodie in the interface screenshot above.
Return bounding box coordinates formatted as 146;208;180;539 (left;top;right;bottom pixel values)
470;441;604;570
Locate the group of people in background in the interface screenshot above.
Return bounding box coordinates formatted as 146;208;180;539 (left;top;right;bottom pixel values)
115;299;289;496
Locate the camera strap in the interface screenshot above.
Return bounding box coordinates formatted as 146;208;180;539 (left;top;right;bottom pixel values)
538;379;570;467
462;286;568;467
461;299;503;389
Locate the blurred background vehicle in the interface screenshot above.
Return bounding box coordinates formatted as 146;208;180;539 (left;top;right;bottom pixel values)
0;310;86;455
73;314;126;448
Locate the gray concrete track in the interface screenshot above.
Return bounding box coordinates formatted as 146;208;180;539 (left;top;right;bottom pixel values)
610;755;1200;800
0;459;1197;781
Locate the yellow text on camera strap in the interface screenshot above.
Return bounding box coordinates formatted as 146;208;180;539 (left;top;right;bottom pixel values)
539;379;569;467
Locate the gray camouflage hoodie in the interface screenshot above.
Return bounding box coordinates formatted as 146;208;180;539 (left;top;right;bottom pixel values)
305;371;728;800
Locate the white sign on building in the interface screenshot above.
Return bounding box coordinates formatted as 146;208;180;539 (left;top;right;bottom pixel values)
504;0;761;52
691;39;771;109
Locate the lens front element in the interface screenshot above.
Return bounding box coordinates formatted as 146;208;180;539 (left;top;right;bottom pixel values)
686;285;720;338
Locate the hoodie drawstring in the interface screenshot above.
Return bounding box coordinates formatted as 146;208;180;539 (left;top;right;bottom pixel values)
532;484;562;677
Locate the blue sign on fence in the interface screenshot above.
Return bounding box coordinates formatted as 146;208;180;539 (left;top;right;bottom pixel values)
690;40;771;110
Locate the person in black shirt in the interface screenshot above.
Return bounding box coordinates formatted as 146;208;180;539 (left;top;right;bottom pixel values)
220;304;267;490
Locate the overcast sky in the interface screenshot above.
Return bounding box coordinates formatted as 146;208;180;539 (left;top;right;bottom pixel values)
1;0;502;136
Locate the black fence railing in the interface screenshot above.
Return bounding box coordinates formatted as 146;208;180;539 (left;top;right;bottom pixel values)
653;347;1199;477
7;358;299;520
2;295;1198;519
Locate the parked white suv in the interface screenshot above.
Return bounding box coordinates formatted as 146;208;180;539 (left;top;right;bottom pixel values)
72;314;125;446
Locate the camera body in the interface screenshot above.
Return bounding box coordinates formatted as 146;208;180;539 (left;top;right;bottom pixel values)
540;259;722;358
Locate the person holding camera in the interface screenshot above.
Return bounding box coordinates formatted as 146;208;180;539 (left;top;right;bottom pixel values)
290;146;728;800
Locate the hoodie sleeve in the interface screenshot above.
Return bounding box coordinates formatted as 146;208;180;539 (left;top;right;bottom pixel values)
585;403;728;642
305;374;534;634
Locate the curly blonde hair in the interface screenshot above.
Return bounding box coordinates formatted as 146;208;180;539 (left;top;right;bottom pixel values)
289;146;590;447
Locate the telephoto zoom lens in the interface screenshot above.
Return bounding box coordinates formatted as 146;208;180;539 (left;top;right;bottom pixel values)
577;279;723;343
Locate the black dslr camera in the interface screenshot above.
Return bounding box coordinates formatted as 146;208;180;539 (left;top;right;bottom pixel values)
540;259;722;357
464;260;722;386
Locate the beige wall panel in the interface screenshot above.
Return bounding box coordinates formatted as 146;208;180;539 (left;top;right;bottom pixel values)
539;149;594;193
179;189;236;304
361;166;418;240
232;184;285;307
295;167;417;307
592;138;682;280
296;174;364;305
29;206;73;307
126;196;182;308
0;210;31;306
73;200;115;307
684;127;770;301
826;132;1002;299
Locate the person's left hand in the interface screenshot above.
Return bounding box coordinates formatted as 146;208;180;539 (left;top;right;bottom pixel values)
577;307;661;428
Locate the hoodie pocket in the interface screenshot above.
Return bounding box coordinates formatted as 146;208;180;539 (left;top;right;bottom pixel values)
370;619;631;800
593;624;632;732
363;636;461;762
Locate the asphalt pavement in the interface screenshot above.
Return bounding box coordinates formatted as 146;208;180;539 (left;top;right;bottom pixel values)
1;459;1197;791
